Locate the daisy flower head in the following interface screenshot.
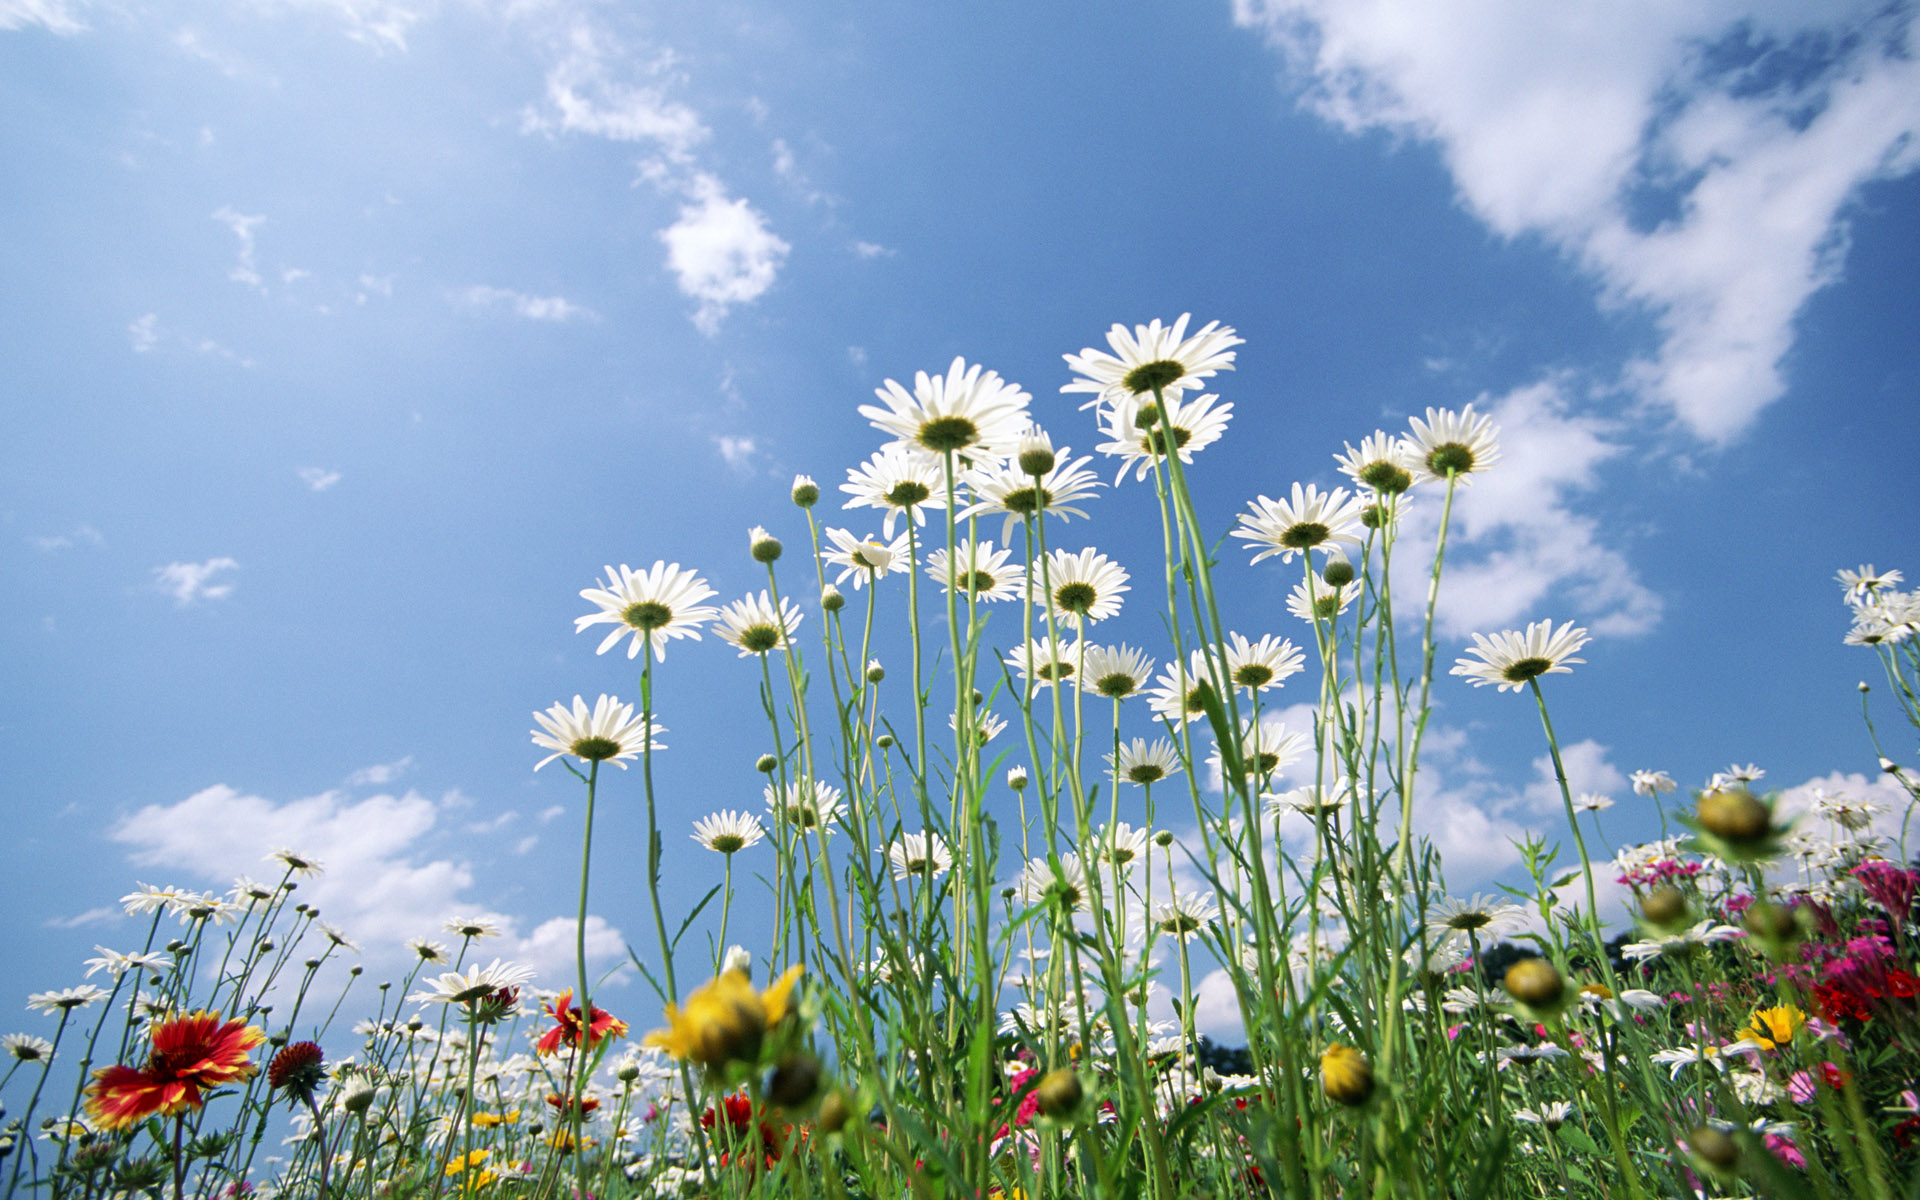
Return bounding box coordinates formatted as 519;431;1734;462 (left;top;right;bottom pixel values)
885;832;952;881
270;848;325;878
1224;631;1304;693
1287;578;1362;624
1017;852;1090;913
1096;390;1234;484
1209;719;1307;781
82;948;171;980
1030;547;1129;628
1152;892;1218;941
764;779;846;833
531;694;659;770
85;1010;265;1130
28;986;111;1014
119;883;198;917
1110;737;1182;786
961;450;1101;544
1425;894;1529;946
1573;792;1614;813
1233;482;1366;565
691;810;765;854
1451;620;1590;692
4;1032;53;1062
840;444;951;537
1008;636;1079;689
949;707;1008;750
1630;769;1677;797
409;959;538;1006
1061;314;1243;411
1146;649;1225;725
713;591;803;656
821;528;912;589
1405;404;1501;485
1335;431;1415;496
444;915;503;940
406;938;450;963
861;356;1031;464
925;538;1024;602
1838;564;1903;603
1079;643;1155;700
1095;822;1150;871
576;562;718;661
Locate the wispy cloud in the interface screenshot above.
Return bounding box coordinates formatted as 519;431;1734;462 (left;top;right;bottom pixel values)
714;434;756;471
212;206;266;289
658;172;790;334
298;466;342;492
0;0;86;35
152;557;239;606
522;24;707;161
30;523;103;552
128;313;158;352
456;285;596;322
346;755;413;786
44;906;118;929
1234;1;1920;441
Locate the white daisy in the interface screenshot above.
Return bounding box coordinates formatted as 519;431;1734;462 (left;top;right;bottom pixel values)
1209;719;1307;781
1334;431;1415;495
840;444;951;537
961;449;1102;544
1223;631;1305;692
1151;893;1218;941
1621;919;1744;962
408;959;537;1006
691;810;765;854
1008;636;1079;689
885;832;952;881
1630;769;1677;797
1425;894;1529;945
1286;579;1361;624
924;539;1023;602
119;883;198;917
1573;792;1614;813
530;694;659;770
406;938;450;963
949;708;1008;749
1093;822;1150;872
1078;643;1155;700
270;848;326;877
1650;1040;1762;1079
1451;620;1590;692
1146;650;1225;724
1095;390;1234;484
81;947;171;979
444;915;503;939
1405;404;1501;484
3;1033;54;1061
1233;482;1367;564
1837;565;1903;603
859;356;1031;463
1109;737;1181;785
1016;853;1090;913
25;986;110;1014
1512;1101;1576;1130
764;779;846;833
576;562;718;662
1061;314;1243;411
821;528;912;589
712;591;803;656
1030;547;1129;628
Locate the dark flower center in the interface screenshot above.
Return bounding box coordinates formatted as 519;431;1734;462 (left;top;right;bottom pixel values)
1234;665;1273;688
1054;582;1098;613
964;569;997;592
1122;360;1186;394
1359;461;1412;494
1427;444;1475;475
570;736;622;761
1144;426;1193;456
1127;764;1166;784
918;416;979;452
1096;673;1137;698
1279;522;1330;549
622;601;674;631
1000;486;1052;515
1501;657;1554;683
884;481;931;507
740;626;781;653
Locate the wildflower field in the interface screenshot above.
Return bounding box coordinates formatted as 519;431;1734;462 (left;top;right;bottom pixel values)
6;318;1919;1200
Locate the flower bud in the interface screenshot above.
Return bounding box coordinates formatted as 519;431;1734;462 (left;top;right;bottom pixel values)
1503;958;1564;1010
1007;766;1029;792
756;754;779;774
821;586;845;613
1639;884;1689;929
768;1054;823;1108
791;475;819;508
865;660;885;684
342;1085;377;1115
876;733;894;749
1321;554;1355;588
1034;1068;1083;1118
1320;1043;1373;1106
815;1089;852;1134
749;526;782;563
1687;1126;1739;1172
1697;788;1770;844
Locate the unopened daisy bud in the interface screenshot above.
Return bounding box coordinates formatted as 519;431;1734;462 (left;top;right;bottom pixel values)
1639;884;1689;930
768;1053;823;1108
1697;788;1770;844
722;945;752;976
1882;756;1900;774
1153;830;1175;847
875;733;895;749
1741;900;1804;955
1859;681;1871;693
1360;503;1390;529
342;1084;377;1115
350;965;363;976
1034;1068;1083;1118
791;475;819;507
1687;1125;1739;1172
755;753;779;774
1017;428;1057;476
1007;766;1029;791
1000;886;1017;901
749;526;782;563
1503;958;1564;1011
1321;554;1355;588
816;1089;853;1134
1320;1043;1373;1106
865;659;885;684
821;586;845;613
616;1061;641;1083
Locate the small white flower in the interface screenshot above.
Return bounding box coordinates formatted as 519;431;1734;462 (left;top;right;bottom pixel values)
691;810;766;854
575;561;718;662
1233;483;1367;564
26;986;111;1014
530;694;659;770
408;959;537;1005
885;832;952;880
1451;620;1590;692
1405;404;1501;484
1630;769;1677;796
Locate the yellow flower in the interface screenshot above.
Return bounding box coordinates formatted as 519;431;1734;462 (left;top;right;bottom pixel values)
445;1148;494;1189
470;1109;520;1128
644;965;804;1068
1320;1043;1373;1106
1741;1003;1806;1051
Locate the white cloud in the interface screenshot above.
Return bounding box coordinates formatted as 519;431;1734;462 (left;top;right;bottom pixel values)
128;313;158;352
1521;738;1626;815
212;206;265;289
456;285;595;322
522;24;707;161
44;906;118;929
538;804;566;823
512;915;628;982
852;240;892;259
847;345;868;368
0;0;85;34
298;466;343;492
658;172;790;334
227;0;417;53
346;755;413;786
152;557;239;606
30;523;102;552
356;273;394;305
1395;379;1663;637
1234;1;1920;441
713;435;756;470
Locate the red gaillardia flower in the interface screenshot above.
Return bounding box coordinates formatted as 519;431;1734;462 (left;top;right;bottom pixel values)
535;990;627;1057
85;1011;266;1129
268;1041;328;1106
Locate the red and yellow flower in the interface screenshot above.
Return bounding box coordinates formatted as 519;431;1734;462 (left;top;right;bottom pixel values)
534;990;627;1057
85;1010;266;1129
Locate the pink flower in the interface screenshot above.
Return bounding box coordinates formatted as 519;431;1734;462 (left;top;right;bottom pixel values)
1764;1133;1806;1169
1788;1071;1818;1103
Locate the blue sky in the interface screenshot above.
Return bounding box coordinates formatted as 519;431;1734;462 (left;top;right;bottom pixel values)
4;0;1918;1039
